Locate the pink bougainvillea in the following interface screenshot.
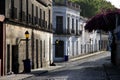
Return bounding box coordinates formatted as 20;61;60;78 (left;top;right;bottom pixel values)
85;9;120;32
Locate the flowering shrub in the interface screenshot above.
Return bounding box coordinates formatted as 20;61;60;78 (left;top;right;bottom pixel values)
85;9;120;32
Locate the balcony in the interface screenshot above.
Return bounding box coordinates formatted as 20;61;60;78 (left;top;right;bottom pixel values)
22;11;26;22
71;29;75;34
48;23;53;32
53;0;80;11
28;14;32;24
66;29;71;35
36;0;50;7
9;7;18;20
76;30;82;36
54;28;83;36
55;30;63;35
79;30;82;35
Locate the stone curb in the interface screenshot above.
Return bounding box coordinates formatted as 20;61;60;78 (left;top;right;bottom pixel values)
69;51;106;62
48;51;107;73
22;71;48;80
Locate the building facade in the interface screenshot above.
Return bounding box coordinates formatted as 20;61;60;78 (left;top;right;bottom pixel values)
0;0;53;76
53;0;82;61
52;0;102;62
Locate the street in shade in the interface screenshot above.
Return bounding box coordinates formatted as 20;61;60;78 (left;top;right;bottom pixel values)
24;51;120;80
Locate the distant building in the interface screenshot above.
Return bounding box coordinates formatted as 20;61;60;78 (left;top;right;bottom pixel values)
52;0;105;62
0;0;53;76
53;0;83;61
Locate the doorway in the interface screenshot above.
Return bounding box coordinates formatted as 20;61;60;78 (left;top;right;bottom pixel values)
55;40;64;58
40;40;43;68
12;45;19;74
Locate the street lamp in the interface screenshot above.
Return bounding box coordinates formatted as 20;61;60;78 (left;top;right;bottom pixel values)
23;31;31;73
25;31;29;59
25;31;29;39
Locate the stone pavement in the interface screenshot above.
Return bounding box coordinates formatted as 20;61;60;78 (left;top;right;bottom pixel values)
0;66;62;80
1;51;120;80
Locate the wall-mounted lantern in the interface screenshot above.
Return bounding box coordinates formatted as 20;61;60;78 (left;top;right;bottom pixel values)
25;31;29;39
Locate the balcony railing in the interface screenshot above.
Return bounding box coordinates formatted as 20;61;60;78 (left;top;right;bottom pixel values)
36;0;49;7
53;29;82;36
76;30;82;36
28;14;32;24
71;29;75;34
9;7;18;20
66;29;71;34
48;23;53;31
76;31;79;35
22;11;26;22
8;8;52;33
53;0;80;11
79;30;82;35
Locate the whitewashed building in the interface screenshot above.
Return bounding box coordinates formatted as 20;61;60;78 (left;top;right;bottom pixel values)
52;0;102;62
52;0;81;61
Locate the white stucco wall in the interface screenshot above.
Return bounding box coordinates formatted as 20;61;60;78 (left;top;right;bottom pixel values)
53;5;100;61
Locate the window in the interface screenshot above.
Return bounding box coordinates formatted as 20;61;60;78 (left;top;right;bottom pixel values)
19;0;22;21
26;0;28;23
56;16;63;33
67;17;70;30
32;4;34;24
48;9;51;29
39;9;42;27
10;0;17;19
28;14;32;23
36;39;38;68
7;44;10;73
40;40;42;68
44;40;45;58
11;0;14;19
72;18;74;30
43;11;45;27
22;11;25;22
72;18;74;33
76;19;78;32
13;7;17;19
22;0;26;22
35;6;38;25
49;38;51;62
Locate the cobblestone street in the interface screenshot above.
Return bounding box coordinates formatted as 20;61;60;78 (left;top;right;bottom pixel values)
24;52;111;80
